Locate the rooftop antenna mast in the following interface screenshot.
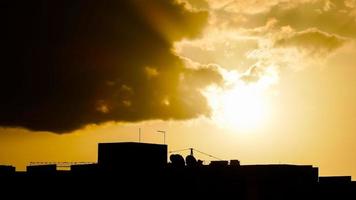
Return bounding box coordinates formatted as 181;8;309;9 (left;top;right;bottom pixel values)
139;128;141;143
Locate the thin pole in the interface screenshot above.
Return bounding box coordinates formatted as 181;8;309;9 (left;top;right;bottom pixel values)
139;128;141;143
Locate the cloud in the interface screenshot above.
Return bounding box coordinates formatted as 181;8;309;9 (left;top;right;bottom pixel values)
206;0;338;14
0;0;222;133
242;0;356;38
274;28;347;55
200;0;356;40
174;30;259;71
345;0;356;8
240;66;262;83
179;0;210;10
172;0;354;83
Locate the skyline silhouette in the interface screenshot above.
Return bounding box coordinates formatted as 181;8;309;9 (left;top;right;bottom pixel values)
1;142;355;199
1;0;356;189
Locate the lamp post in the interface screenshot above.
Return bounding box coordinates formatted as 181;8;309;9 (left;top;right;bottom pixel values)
157;130;166;145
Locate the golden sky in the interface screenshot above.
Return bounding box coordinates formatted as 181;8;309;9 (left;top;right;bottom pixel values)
1;0;356;178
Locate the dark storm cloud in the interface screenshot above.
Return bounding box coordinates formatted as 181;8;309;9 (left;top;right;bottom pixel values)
0;0;220;133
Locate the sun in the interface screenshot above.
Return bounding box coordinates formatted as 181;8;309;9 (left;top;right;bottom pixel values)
203;68;277;132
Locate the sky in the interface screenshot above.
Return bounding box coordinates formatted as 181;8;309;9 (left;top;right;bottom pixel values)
1;0;356;178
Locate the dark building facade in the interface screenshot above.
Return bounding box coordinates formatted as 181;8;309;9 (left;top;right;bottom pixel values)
26;164;57;174
98;142;167;169
0;165;15;175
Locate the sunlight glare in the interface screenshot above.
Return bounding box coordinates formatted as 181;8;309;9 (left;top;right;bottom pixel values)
204;67;278;132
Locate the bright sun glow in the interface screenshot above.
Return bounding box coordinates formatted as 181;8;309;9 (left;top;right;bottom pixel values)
204;67;278;132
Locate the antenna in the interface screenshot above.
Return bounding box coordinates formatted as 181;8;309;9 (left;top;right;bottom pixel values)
139;128;141;143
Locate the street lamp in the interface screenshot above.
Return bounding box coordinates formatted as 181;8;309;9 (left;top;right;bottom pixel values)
157;130;166;145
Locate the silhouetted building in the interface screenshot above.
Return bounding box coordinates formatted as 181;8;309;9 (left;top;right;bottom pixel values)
210;160;229;167
98;142;167;170
318;176;354;199
26;164;57;174
0;165;15;175
230;159;240;166
319;176;352;184
71;164;99;174
241;164;319;183
1;142;355;199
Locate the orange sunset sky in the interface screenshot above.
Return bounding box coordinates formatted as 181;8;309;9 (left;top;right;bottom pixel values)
1;0;356;179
